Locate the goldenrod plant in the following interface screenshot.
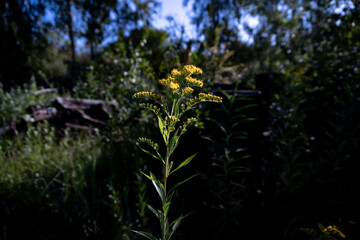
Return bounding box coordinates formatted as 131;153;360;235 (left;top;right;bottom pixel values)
133;65;222;240
301;223;346;240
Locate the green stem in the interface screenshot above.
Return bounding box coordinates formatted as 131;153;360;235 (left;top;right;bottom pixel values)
170;98;176;116
162;122;172;240
162;96;176;240
162;148;169;240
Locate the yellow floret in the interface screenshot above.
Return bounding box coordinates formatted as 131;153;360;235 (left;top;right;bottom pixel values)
168;116;179;122
159;78;170;85
171;69;181;77
185;77;203;87
134;91;162;100
198;93;223;102
181;104;186;110
182;65;203;76
182;87;194;95
169;82;180;90
322;225;346;239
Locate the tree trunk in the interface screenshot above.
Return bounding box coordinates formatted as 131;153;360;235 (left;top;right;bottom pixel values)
66;0;76;77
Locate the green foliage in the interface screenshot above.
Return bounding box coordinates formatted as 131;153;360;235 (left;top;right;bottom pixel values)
0;81;59;126
0;124;104;238
0;114;153;239
198;88;257;238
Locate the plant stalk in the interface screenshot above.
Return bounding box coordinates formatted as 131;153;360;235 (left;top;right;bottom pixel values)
162;134;170;240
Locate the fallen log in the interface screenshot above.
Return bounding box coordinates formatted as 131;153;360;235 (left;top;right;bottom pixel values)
0;97;116;136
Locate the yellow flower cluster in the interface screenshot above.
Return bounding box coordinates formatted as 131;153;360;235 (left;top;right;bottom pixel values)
166;115;180;123
169;82;180;90
165;115;180;131
159;65;204;91
159;76;180;90
171;69;181;77
182;65;202;76
138;137;159;151
134;91;161;100
188;93;222;106
199;93;223;102
139;103;161;114
185;77;203;88
322;225;346;239
179;117;198;133
185;117;197;124
182;87;194;95
159;78;171;85
181;103;186;111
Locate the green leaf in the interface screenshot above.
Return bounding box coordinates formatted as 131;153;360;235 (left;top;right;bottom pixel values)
162;202;171;216
158;116;166;143
166;220;180;240
168;129;180;155
169;153;197;175
159;212;164;236
211;119;229;135
138;146;164;163
132;230;158;240
168;174;197;195
171;217;181;232
170;212;192;226
150;172;165;202
166;191;175;203
147;204;161;220
174;101;179;117
142;172;164;202
167;213;192;240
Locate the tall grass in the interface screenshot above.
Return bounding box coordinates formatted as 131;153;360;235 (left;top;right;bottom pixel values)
0;117;152;239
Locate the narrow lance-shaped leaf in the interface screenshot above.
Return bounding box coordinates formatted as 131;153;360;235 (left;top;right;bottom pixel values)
168;217;181;240
142;172;164;202
170;212;192;227
132;230;158;240
174;99;180;117
166;212;192;240
157;116;167;143
147;204;161;220
168;128;180;156
151;172;165;203
138;146;164;163
168;174;198;196
162;202;171;216
169;153;197;175
166;191;175;203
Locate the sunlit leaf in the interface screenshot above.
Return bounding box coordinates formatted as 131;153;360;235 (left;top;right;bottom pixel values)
138;146;164;163
170;212;192;227
150;172;165;202
162;202;171;216
168;129;180;155
147;204;161;220
169;153;197;175
132;230;158;240
168;174;197;195
142;172;164;202
158;116;166;143
166;213;191;240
